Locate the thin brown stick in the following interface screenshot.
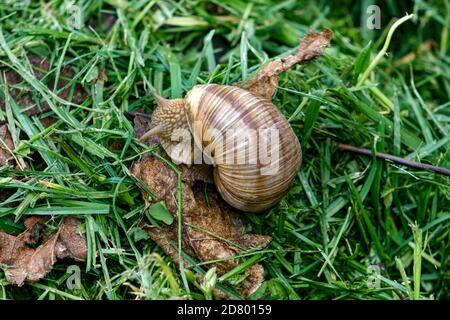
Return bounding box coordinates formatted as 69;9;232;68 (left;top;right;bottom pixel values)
338;143;450;177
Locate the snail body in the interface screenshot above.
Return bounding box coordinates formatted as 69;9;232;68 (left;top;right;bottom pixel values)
142;84;302;212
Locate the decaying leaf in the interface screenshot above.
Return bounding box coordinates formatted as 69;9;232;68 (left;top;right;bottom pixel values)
22;216;48;245
0;216;87;286
241;28;333;99
130;109;154;142
131;155;271;298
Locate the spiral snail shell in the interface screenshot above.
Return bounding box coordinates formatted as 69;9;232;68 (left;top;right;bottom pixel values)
141;84;302;212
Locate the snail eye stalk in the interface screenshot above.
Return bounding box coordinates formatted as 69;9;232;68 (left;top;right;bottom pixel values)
139;124;164;142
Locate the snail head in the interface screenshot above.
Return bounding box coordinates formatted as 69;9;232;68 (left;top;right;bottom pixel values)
139;93;187;142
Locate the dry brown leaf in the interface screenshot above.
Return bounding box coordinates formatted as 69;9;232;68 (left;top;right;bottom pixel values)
0;217;87;286
54;217;88;260
131;155;271;298
241;28;333;99
22;216;48;245
131;109;154;142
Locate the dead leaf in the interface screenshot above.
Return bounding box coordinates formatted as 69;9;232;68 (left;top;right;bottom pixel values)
240;264;265;298
181;163;214;185
131;155;271;298
241;28;333;99
54;217;88;260
22;216;48;245
0;217;87;286
130;109;154;142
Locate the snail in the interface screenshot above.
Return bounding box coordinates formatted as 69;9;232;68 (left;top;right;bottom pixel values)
140;84;302;212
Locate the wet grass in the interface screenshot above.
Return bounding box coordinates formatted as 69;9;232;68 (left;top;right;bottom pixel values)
0;0;449;300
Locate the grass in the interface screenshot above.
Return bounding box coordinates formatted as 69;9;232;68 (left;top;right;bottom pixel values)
0;0;449;300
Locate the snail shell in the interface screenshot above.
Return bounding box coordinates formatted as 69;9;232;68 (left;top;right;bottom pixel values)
142;84;302;212
185;84;301;212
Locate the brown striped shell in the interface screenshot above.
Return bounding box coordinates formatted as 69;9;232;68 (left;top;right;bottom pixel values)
182;84;302;212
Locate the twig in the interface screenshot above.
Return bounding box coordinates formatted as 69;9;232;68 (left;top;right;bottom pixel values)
338;143;450;177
